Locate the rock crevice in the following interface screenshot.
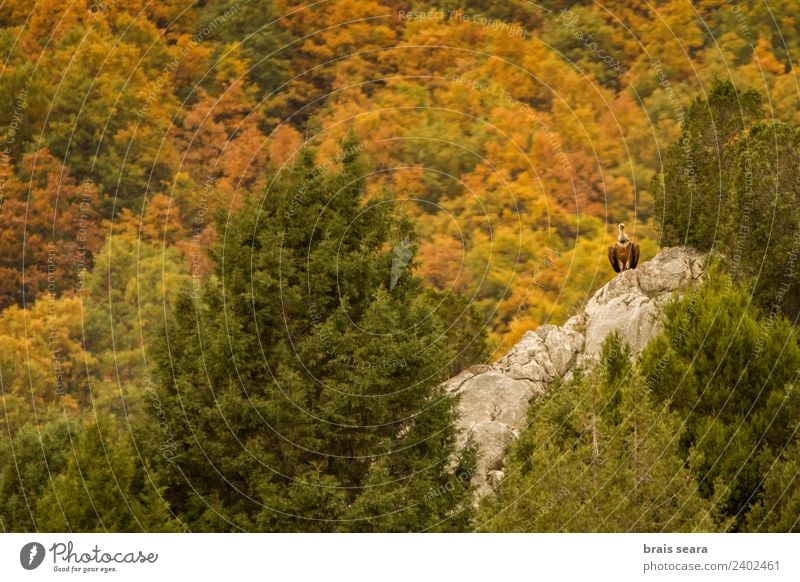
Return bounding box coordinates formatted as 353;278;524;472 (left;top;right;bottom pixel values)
445;246;705;497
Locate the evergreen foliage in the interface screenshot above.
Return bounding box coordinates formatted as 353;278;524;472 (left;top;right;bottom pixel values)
1;0;799;534
0;418;177;532
652;80;762;250
478;333;720;532
653;81;800;320
639;266;800;530
150;136;485;531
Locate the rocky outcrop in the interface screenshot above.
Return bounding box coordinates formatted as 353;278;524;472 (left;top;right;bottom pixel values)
445;246;705;497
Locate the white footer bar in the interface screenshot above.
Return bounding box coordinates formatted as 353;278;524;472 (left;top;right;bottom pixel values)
1;533;797;581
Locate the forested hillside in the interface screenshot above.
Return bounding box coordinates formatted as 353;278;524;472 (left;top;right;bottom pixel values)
1;1;799;532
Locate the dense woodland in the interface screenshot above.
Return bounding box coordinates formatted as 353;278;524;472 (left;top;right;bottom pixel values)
0;1;799;532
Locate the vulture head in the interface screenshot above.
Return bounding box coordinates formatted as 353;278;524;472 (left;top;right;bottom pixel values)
608;223;639;273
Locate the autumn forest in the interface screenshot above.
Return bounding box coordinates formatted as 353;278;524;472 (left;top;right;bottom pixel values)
1;0;800;532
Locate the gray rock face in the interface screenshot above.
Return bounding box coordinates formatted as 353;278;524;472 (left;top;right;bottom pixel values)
447;246;705;498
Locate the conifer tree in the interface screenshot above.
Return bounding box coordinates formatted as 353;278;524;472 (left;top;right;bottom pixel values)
728;121;800;320
746;439;800;532
33;418;179;532
478;334;718;532
0;419;72;531
652;80;762;249
150;135;485;531
639;267;800;530
0;417;177;532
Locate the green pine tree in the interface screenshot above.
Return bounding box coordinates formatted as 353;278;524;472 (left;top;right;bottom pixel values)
0;419;72;531
728;121;800;320
33;417;180;532
639;265;800;530
477;333;718;532
652;81;800;320
0;417;178;532
149;135;485;531
652;79;762;249
746;439;800;532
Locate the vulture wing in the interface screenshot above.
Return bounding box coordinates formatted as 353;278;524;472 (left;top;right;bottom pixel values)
630;243;640;269
607;245;621;273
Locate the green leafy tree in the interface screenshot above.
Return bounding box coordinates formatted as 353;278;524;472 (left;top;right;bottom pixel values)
197;0;295;109
0;415;177;532
639;266;800;530
746;439;800;532
653;81;800;321
0;419;72;531
150;136;485;531
81;232;191;386
652;80;762;249
33;418;180;532
728;121;800;320
478;333;718;532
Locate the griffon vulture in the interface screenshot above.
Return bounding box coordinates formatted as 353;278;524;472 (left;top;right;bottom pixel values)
607;223;639;273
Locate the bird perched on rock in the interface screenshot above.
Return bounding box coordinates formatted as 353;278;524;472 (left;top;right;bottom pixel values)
607;223;639;272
